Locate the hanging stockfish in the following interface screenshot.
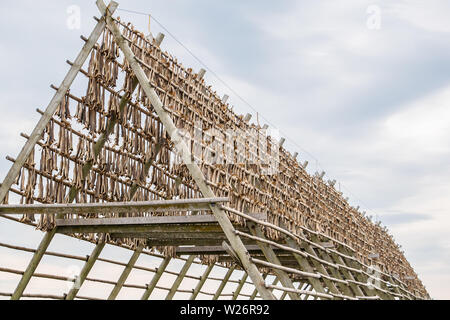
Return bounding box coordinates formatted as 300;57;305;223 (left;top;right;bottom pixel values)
56;92;71;121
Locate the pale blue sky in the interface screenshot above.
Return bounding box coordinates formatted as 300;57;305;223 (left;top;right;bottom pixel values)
0;0;449;299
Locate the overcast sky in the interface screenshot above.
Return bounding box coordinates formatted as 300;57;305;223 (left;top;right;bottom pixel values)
0;0;449;299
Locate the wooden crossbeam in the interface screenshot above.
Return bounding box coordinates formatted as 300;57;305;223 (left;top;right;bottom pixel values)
145;239;257;247
57;225;228;235
0;198;229;215
55;213;266;236
55;212;264;227
175;245;282;255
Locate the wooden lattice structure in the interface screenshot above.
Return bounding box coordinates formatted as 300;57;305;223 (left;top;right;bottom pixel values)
0;1;430;300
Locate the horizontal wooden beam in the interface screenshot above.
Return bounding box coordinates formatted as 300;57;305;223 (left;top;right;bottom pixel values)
111;232;229;240
56;213;265;227
0;198;229;215
56;224;223;235
55;213;266;235
175;245;286;255
145;239;258;247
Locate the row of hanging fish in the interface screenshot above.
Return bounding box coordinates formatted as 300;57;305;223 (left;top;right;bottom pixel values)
4;19;425;295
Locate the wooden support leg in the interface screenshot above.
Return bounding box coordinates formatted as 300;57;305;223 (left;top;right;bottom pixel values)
247;222;299;300
190;264;214;300
108;243;144;300
281;234;332;297
338;246;391;299
388;275;411;300
232;273;248;300
213;266;236;300
305;235;354;298
10;230;56;300
249;274;268;300
141;257;171;300
327;250;365;297
96;0;274;300
65;241;106;300
165;256;195;300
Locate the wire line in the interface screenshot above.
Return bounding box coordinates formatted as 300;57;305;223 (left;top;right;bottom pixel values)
116;7;386;226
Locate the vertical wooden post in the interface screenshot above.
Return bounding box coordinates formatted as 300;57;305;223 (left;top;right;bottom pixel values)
141;257;171;300
190;264;214;300
97;0;274;300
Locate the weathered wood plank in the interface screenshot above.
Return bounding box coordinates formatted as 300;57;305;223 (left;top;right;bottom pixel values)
145;239;257;247
55;212;265;227
0;198;229;215
176;245;279;255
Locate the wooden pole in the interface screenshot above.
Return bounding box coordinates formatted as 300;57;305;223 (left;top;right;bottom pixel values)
281;235;331;296
10;231;56;300
213;265;236;300
65;241;106;300
190;264;214;300
328;250;365;297
141;257;171;300
108;243;144;300
307;235;355;297
338;246;389;299
96;0;274;300
0;198;229;215
247;222;300;300
232;273;248;300
249;274;268;300
165;255;195;300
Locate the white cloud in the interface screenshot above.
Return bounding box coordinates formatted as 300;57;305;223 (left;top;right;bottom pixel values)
387;0;450;33
1;0;450;300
